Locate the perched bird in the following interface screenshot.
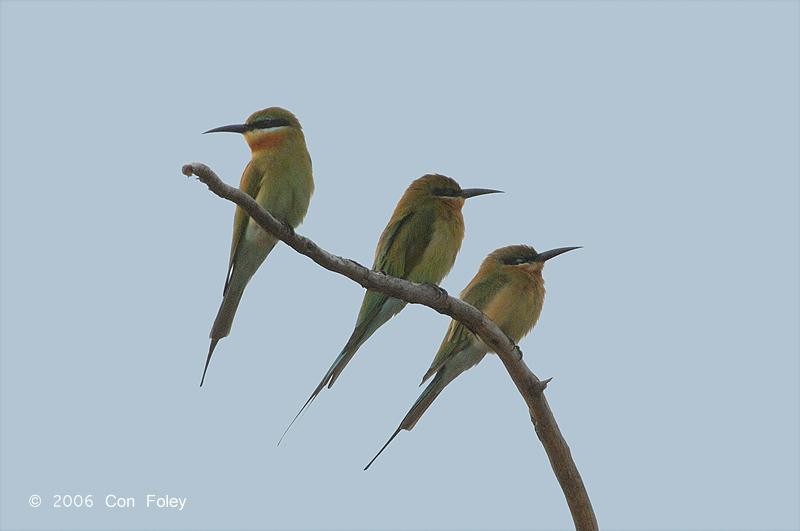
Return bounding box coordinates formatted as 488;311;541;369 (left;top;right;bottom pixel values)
280;174;501;440
200;107;313;387
365;244;579;470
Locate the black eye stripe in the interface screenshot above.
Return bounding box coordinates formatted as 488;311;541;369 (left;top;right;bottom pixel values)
502;257;529;265
250;118;292;130
433;188;459;197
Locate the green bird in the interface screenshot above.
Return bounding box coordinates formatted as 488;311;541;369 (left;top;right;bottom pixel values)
201;107;313;387
365;244;579;470
281;174;501;440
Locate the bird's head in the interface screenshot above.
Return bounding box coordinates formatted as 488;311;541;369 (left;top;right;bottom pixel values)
204;107;304;152
406;174;502;209
491;244;581;276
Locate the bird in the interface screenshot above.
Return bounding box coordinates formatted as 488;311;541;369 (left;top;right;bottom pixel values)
364;244;580;470
200;107;313;387
280;174;501;441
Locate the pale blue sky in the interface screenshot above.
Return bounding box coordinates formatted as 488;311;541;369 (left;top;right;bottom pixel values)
1;2;798;530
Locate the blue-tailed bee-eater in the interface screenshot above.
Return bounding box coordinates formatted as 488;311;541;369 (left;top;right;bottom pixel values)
200;107;313;387
365;244;580;469
281;174;501;439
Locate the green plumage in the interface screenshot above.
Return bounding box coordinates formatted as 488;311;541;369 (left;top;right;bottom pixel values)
201;107;313;387
280;174;501;442
365;244;580;470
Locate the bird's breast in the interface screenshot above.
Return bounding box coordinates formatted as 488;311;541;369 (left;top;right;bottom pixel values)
246;145;313;228
483;279;545;343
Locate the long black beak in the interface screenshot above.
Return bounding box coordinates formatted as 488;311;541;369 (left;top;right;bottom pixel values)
203;123;252;135
459;188;504;199
534;246;582;262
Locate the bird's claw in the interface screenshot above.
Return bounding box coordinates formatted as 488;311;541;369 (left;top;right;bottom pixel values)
281;220;295;235
422;282;448;300
513;345;523;361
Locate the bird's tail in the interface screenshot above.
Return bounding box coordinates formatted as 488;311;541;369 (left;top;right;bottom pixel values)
325;329;369;389
279;297;405;443
199;229;278;387
364;370;449;470
200;339;220;387
199;282;245;387
326;296;405;388
364;428;402;470
277;345;357;445
400;370;449;432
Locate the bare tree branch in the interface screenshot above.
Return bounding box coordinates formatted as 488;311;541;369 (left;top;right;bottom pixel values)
182;162;598;531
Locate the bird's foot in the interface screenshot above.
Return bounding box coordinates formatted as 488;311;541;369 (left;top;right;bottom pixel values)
422;282;448;300
511;341;522;360
281;220;296;235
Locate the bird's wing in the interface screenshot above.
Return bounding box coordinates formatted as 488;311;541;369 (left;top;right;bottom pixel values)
348;206;436;339
374;207;436;280
460;269;512;312
351;289;395;342
421;322;473;384
225;160;259;292
421;271;511;383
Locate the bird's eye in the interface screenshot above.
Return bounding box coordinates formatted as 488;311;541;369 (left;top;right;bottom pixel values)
433;188;459;197
251;118;292;130
503;257;528;266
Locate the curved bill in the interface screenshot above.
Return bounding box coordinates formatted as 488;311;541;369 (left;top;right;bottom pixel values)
459;188;504;199
203;123;252;135
534;246;582;262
